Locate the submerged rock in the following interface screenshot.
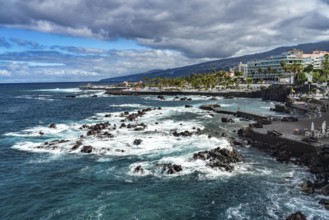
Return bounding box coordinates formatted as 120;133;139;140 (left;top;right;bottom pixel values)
286;211;307;220
81;145;93;153
172;130;193;137
319;199;329;210
49;123;56;129
300;180;314;194
133;139;143;145
71;141;83;150
157;164;182;174
133;165;144;174
221;117;234;123
157;95;165;100
199;104;220;111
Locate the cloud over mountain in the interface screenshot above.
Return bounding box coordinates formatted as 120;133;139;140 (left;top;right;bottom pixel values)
0;0;329;59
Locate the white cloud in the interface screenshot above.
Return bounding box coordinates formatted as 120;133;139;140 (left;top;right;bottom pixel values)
0;0;328;58
0;48;212;82
0;69;11;76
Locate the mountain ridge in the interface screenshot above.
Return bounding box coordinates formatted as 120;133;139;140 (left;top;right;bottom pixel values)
100;41;329;82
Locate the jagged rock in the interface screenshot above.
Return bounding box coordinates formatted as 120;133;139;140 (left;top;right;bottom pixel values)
158;164;182;174
167;164;182;174
200;104;221;111
319;199;329;210
133;139;143;145
286;211;307;220
300;180;314;194
87;130;97;136
157;95;165;100
301;137;318;143
134;127;145;131
102;131;114;138
49;123;56;129
270;104;286;112
223;95;234;99
321;184;329;195
221;117;234;123
71;141;83;150
250;121;263;128
172;130;193;137
281;116;298;122
105;114;111;117
81;145;93;153
193;147;243;172
267;130;282;136
134;165;144;174
262;84;292;102
231;139;244;147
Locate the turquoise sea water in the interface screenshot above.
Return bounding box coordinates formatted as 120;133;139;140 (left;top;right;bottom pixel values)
0;83;328;219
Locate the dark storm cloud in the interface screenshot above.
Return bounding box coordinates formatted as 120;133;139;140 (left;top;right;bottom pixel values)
0;0;329;58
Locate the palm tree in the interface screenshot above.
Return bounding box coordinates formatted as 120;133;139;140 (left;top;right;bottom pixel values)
322;54;329;81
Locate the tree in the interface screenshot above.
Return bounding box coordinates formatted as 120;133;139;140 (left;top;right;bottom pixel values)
304;64;313;73
294;72;307;85
322;54;329;81
246;77;253;89
312;71;321;83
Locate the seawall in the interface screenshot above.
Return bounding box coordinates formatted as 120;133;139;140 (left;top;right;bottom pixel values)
106;90;262;98
242;127;317;154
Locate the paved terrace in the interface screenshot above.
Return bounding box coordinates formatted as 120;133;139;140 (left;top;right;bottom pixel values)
255;99;329;145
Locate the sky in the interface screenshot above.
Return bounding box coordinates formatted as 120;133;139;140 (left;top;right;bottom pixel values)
1;0;329;83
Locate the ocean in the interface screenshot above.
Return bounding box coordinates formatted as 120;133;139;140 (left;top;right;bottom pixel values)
0;82;327;219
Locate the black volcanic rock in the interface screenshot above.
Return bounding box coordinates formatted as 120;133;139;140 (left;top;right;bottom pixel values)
81;145;93;153
286;211;307;220
261;84;292;102
193;147;243;172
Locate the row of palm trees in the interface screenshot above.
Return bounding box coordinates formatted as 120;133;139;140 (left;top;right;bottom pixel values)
143;70;256;91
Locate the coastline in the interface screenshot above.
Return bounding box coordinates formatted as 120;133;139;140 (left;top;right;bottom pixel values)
105;89;262;98
4;83;329;218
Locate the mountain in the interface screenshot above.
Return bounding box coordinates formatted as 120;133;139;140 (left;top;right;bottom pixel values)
100;41;329;82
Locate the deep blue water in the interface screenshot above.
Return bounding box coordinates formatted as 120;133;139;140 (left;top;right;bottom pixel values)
0;82;328;219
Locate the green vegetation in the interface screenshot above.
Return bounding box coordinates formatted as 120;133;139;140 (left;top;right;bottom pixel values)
143;70;251;91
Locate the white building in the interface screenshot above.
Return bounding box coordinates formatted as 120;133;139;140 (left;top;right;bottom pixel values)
230;62;248;77
246;49;304;82
302;50;328;70
246;49;328;83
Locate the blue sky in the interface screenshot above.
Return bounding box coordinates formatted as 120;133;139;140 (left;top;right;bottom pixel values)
0;0;329;83
0;27;145;53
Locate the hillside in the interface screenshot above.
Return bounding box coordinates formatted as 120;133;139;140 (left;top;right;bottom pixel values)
100;41;329;82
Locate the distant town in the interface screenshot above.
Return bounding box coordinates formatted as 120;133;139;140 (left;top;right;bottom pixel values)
231;49;329;85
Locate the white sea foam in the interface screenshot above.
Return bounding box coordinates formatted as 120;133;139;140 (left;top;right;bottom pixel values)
10;105;247;180
226;204;249;220
5;123;78;137
33;88;81;93
15;95;55;101
108;104;150;108
76;91;108;98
